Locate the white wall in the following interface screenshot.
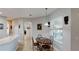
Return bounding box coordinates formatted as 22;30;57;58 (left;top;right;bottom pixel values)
0;17;8;38
49;8;71;51
13;17;50;40
71;8;79;51
12;19;24;43
31;17;50;39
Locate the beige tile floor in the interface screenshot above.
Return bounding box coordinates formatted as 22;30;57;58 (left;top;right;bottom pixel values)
23;36;33;51
16;36;33;51
16;36;53;51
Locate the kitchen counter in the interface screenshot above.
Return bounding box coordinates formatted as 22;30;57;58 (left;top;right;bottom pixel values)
0;35;19;51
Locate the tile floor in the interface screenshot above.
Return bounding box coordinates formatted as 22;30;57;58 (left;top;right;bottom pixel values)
17;36;33;51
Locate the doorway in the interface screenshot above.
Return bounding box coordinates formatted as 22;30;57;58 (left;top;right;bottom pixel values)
7;20;13;35
23;22;33;51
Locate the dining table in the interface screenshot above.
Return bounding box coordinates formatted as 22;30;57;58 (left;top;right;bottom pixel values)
35;37;53;51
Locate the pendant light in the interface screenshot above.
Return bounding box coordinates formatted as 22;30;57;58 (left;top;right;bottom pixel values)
44;8;50;27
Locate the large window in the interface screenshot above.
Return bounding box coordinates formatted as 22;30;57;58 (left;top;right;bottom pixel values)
53;30;63;44
50;17;63;50
53;17;63;44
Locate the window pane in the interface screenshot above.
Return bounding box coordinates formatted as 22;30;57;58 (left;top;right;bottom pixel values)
53;30;63;41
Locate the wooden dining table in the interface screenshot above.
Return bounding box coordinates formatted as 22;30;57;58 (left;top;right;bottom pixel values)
35;37;53;51
36;38;51;44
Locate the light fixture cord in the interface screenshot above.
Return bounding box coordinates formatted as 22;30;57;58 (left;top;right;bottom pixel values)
45;8;48;20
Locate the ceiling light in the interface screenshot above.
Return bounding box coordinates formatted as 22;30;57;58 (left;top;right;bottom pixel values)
44;22;48;26
44;8;50;27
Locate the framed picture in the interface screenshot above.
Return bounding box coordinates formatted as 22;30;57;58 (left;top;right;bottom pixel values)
0;24;4;29
37;24;42;30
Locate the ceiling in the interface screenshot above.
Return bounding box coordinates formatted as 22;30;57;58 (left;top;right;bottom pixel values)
0;8;57;18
